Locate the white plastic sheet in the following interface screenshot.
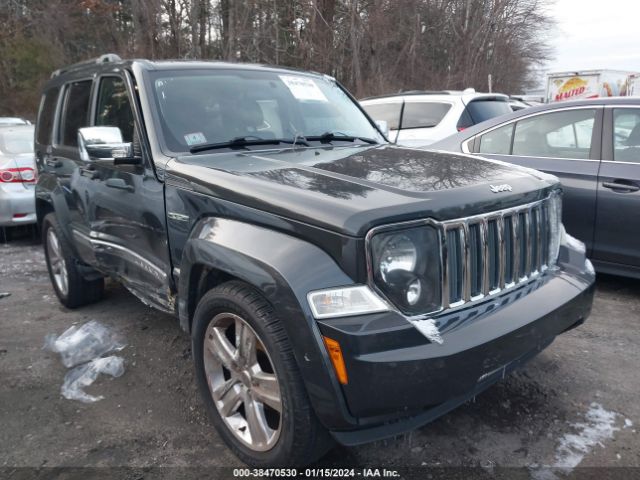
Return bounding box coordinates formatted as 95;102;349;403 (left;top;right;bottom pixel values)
61;356;125;403
44;320;124;367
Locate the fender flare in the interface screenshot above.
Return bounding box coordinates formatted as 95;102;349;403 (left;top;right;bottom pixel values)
178;216;358;429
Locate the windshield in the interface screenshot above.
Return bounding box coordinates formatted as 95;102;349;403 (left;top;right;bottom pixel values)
0;127;34;155
148;69;381;153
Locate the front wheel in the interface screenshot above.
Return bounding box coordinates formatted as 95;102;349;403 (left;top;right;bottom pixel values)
192;281;333;466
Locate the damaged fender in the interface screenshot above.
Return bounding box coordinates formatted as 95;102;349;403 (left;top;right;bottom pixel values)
177;216;360;429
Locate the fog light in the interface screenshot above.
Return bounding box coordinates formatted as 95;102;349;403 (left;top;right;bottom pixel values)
406;279;422;305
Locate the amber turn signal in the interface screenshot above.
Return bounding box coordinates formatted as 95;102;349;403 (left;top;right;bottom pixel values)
322;336;348;385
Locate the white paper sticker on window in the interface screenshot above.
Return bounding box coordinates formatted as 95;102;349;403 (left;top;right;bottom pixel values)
279;75;328;102
184;132;207;146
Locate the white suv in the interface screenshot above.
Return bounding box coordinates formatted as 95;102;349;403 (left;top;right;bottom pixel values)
360;89;512;147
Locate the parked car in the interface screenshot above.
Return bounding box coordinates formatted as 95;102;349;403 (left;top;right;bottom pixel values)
0;125;37;228
431;97;640;279
35;55;594;466
0;117;31;126
359;89;512;147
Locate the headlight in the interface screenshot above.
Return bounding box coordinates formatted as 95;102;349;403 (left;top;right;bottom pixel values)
370;226;441;315
307;285;388;319
548;190;563;266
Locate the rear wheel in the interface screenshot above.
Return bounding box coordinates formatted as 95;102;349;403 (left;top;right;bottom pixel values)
192;281;333;466
42;213;104;308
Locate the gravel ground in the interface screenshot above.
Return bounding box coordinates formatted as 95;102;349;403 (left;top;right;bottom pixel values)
1;233;639;479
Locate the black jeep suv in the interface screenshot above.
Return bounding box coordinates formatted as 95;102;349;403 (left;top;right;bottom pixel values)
35;55;595;466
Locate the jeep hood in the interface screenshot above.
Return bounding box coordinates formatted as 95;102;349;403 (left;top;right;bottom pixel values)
167;145;559;236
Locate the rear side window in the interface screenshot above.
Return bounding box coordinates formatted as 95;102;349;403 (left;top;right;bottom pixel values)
36;87;60;145
60;80;93;147
478;123;514;155
401;102;451;129
362;102;402;130
512;109;596;159
613;108;640;162
95;77;135;142
465;100;512;124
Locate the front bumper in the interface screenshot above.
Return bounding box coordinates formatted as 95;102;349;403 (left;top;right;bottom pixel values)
316;246;595;445
0;184;36;226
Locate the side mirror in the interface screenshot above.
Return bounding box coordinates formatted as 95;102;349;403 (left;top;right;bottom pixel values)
78;127;140;165
374;119;389;138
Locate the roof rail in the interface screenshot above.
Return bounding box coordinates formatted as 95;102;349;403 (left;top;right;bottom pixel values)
360;90;451;101
51;53;123;78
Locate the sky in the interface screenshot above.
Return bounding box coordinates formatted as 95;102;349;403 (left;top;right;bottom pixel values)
544;0;640;74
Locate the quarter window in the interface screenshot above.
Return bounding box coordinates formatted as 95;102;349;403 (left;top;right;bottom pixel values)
613;109;640;163
512;109;596;159
36;87;60;145
60;80;92;147
401;102;451;129
478;123;514;155
95;77;135;142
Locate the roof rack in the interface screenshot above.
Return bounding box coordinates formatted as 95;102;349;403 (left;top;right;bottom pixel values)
51;53;123;78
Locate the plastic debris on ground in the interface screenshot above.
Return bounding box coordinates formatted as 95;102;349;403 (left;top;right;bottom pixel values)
44;319;124;367
44;320;126;403
61;356;125;403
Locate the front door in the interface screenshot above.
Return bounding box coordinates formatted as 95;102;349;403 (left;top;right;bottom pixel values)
592;107;640;270
79;74;172;311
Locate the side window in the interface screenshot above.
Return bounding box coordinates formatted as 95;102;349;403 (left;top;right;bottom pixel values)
362;102;402;130
478;123;514;155
95;77;135;142
401;102;451;129
512;109;596;159
36;87;60;145
613;108;640;163
60;80;93;147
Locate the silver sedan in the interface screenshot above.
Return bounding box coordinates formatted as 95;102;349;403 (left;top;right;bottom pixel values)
0;125;37;227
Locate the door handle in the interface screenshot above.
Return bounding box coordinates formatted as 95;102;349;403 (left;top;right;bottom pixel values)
105;178;133;192
602;181;640;193
45;157;61;168
79;165;99;179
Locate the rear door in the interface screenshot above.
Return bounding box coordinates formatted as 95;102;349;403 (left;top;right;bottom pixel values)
592;106;640;268
51;79;96;262
473;107;603;254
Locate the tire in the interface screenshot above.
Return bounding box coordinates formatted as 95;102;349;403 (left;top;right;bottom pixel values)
42;213;104;308
192;280;334;467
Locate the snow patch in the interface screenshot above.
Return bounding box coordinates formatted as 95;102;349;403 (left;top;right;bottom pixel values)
624;418;633;428
554;403;619;470
530;403;620;479
411;318;443;344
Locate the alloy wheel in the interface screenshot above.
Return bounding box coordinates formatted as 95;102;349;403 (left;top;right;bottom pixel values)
46;228;69;296
203;312;282;451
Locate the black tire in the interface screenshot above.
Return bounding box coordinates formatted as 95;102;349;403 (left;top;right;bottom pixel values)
192;280;334;467
42;213;104;308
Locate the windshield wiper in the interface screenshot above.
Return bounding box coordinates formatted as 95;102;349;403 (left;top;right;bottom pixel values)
304;131;378;145
190;136;309;153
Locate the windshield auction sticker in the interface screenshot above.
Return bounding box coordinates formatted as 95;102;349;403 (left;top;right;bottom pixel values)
279;75;328;102
184;132;207;146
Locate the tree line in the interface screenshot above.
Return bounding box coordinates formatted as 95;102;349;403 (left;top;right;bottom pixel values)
0;0;553;118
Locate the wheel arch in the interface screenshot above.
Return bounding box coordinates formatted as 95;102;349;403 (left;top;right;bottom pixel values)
178;216;358;429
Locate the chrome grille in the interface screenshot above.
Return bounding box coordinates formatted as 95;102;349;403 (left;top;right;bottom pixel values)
441;198;552;309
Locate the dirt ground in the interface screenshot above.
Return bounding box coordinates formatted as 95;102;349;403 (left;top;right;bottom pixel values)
1;233;639;478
